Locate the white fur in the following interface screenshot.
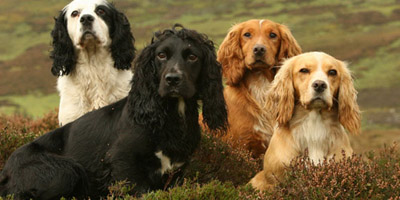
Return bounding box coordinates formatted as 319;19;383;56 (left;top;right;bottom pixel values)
155;151;184;175
249;72;273;143
57;0;132;125
291;110;332;164
64;0;111;49
178;97;185;117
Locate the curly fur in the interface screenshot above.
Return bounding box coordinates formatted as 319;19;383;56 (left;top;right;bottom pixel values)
250;52;361;191
0;25;227;199
49;0;136;125
217;19;302;157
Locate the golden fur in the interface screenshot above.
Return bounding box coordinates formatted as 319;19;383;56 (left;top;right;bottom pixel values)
218;19;302;157
249;52;361;191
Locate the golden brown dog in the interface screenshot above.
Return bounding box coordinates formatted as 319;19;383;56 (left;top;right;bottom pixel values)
218;19;302;157
249;52;361;191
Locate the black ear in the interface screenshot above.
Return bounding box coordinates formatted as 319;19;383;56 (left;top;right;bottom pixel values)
199;41;228;133
110;9;136;70
50;11;76;76
128;44;165;129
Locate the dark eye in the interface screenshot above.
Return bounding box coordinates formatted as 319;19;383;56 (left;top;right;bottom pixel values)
96;8;105;15
270;32;277;38
299;68;309;73
188;54;198;61
71;11;79;17
244;32;251;38
328;69;337;76
157;52;167;60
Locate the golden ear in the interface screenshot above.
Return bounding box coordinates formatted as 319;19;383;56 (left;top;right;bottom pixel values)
277;24;302;62
265;58;295;125
217;24;246;86
338;62;361;134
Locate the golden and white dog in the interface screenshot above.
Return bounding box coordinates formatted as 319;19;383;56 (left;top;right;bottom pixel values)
249;52;361;191
217;19;302;157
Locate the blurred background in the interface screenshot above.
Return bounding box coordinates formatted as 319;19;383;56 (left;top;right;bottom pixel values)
0;0;399;153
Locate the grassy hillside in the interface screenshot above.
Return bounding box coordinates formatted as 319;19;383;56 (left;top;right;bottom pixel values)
0;0;399;131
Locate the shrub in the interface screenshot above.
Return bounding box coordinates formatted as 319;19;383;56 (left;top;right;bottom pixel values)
1;111;400;199
270;145;400;199
0;110;58;169
185;132;262;186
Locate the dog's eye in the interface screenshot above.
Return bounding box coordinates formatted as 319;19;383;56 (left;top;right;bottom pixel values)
328;69;337;76
188;54;198;62
157;52;167;60
269;32;277;38
243;32;251;38
299;68;309;73
96;8;105;15
71;11;79;17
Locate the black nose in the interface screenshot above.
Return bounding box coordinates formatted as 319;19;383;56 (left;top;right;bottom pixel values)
312;80;327;93
253;44;266;57
165;73;182;86
80;14;94;26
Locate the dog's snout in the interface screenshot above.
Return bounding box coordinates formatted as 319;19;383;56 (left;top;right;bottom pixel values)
253;44;266;56
80;14;94;26
165;73;182;86
312;80;327;93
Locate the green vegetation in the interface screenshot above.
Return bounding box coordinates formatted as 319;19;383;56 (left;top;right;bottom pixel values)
0;92;59;118
0;112;399;199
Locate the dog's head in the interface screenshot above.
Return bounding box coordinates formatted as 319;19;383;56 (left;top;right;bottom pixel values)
50;0;135;76
266;52;361;134
218;19;302;85
129;24;227;132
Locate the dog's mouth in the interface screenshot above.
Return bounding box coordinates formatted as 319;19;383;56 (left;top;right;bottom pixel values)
250;59;271;69
306;97;329;109
79;31;99;47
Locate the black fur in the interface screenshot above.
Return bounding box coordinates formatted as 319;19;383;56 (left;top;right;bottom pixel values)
0;25;227;199
49;3;135;76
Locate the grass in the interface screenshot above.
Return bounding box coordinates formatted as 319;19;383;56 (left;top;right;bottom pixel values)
0;92;59;118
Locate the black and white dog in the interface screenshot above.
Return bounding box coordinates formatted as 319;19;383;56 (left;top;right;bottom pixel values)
0;25;227;199
51;0;135;125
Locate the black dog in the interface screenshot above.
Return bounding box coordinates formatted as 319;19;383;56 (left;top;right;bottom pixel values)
0;25;227;199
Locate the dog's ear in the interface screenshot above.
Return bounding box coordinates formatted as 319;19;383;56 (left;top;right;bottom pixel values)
110;10;136;70
50;11;76;76
276;24;302;63
338;62;361;135
200;40;228;133
265;58;295;126
128;44;165;129
217;24;246;86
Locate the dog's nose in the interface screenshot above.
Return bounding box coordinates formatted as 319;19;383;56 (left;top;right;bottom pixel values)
312;80;327;93
253;44;266;57
165;73;182;86
80;14;94;26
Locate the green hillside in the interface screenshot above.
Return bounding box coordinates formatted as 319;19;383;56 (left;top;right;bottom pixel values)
0;0;399;130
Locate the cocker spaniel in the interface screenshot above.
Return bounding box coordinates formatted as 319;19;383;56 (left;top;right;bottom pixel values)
249;52;361;191
51;0;135;126
0;25;227;199
218;19;302;157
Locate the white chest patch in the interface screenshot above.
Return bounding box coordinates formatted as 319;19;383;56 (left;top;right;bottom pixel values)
292;110;332;164
178;97;185;117
155;151;184;175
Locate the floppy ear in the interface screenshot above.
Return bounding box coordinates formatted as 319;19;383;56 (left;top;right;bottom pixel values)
217;24;246;86
200;41;228;133
276;24;302;62
338;62;361;135
128;44;165;129
50;11;76;76
110;10;136;70
265;58;295;126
